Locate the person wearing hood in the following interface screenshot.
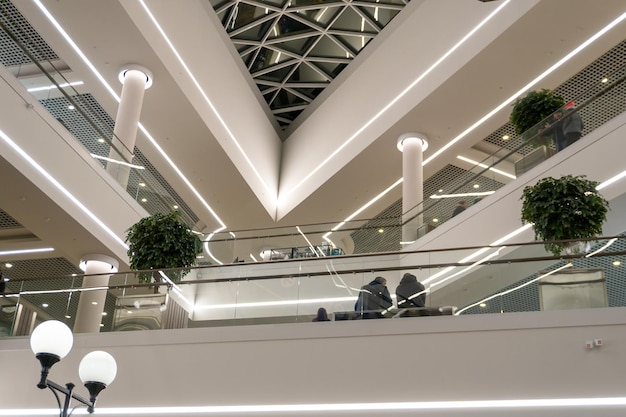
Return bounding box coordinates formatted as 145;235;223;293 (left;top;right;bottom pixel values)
354;276;393;319
396;273;426;317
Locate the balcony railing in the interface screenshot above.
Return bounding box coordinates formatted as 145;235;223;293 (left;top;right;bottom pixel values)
1;235;624;337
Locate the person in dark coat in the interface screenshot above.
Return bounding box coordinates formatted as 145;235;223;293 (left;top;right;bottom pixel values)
396;273;426;317
354;276;393;319
561;104;584;149
312;307;331;322
451;201;468;218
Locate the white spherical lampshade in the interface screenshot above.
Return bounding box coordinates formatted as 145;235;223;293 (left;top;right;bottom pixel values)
30;320;73;358
79;351;117;385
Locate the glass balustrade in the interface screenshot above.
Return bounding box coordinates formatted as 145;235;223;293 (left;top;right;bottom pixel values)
1;236;625;337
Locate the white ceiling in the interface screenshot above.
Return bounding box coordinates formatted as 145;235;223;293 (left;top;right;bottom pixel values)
1;0;626;269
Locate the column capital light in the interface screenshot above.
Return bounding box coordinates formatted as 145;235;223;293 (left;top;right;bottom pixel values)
118;64;153;89
79;254;119;273
397;132;428;152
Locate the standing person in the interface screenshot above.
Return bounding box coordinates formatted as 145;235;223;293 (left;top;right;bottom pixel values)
543;109;566;152
396;273;426;317
561;103;584;150
451;201;468;218
312;307;331;322
354;276;393;319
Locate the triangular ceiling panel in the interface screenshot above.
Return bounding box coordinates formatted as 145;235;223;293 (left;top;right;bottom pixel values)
209;0;410;128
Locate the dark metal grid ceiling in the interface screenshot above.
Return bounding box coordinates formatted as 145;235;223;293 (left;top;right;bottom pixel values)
0;2;57;66
0;208;21;229
210;0;409;128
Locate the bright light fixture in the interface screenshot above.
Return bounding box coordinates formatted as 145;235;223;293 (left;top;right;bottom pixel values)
27;81;84;92
0;248;54;256
90;154;145;170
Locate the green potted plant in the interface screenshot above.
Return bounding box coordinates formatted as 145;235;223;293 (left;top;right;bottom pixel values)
510;89;565;139
126;211;203;283
520;175;609;256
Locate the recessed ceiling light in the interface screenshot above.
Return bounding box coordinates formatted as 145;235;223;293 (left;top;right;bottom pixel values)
99;323;104;327
67;105;75;110
173;205;179;209
5;263;12;268
613;260;621;266
98;138;105;143
42;303;49;308
141;198;148;202
479;303;487;308
91;301;98;305
378;228;384;233
65;315;71;319
502;134;510;140
601;77;609;83
139;182;146;187
432;218;439;223
102;312;108;316
473;184;480;189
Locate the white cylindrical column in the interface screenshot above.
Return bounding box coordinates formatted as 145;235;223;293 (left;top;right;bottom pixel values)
107;65;152;187
398;133;428;244
73;254;119;334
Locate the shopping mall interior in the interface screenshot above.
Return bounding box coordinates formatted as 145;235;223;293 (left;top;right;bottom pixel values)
1;0;626;416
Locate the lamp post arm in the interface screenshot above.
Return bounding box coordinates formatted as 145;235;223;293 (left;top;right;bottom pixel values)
44;380;95;416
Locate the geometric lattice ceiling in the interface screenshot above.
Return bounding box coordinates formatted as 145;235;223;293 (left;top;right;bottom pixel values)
210;0;409;128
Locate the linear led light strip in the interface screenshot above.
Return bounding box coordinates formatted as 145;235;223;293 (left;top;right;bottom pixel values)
90;153;145;170
456;155;517;179
325;10;626;240
5;397;626;415
27;80;84;92
0;128;128;250
33;0;227;234
283;0;513;199
0;247;54;256
137;0;276;206
430;191;495;199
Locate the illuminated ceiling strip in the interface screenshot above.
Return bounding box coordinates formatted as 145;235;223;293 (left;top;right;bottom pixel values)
90;154;145;170
0;247;54;256
430;191;495;199
5;397;626;415
137;0;276;205
33;0;227;232
456;263;572;315
327;12;626;240
194;296;357;311
284;0;512;198
27;81;84;92
0;128;128;250
424;10;626;166
323;178;402;238
456;155;516;179
4;286;109;297
596;168;626;190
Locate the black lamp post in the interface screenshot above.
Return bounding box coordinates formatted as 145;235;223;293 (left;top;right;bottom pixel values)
30;320;117;416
